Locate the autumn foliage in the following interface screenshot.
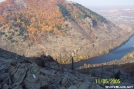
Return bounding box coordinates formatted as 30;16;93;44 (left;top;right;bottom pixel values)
0;0;67;40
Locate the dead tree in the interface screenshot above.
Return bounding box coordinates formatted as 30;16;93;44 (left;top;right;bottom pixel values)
101;64;103;77
113;64;115;77
61;65;64;74
71;57;74;70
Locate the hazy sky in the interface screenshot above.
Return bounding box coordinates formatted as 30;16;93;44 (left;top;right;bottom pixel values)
71;0;134;7
0;0;134;7
0;0;4;2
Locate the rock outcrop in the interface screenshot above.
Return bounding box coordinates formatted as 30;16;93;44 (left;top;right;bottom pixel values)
0;54;104;89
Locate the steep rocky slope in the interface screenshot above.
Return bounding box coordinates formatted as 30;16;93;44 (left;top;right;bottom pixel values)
0;0;133;63
0;49;104;89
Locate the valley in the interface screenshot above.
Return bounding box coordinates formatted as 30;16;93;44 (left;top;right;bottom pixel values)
0;0;134;88
0;0;133;64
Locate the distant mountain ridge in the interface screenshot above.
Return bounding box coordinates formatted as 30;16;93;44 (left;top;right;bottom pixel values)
0;0;133;63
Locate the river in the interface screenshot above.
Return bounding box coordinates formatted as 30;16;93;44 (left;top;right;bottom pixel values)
73;35;134;68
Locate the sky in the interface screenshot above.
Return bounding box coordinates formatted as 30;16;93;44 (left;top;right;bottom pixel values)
0;0;4;2
70;0;134;7
0;0;134;8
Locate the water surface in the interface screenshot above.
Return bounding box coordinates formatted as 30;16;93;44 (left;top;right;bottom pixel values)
74;35;134;68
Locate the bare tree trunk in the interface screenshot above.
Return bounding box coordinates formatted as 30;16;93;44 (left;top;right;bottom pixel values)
101;64;103;77
71;57;74;70
113;64;115;77
61;65;64;74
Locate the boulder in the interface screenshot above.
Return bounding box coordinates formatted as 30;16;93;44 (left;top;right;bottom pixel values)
1;54;10;59
34;59;45;67
40;69;52;75
90;84;104;89
46;55;54;61
2;84;8;89
0;73;10;82
53;74;62;85
38;74;51;87
40;54;47;60
26;63;40;83
13;64;28;85
0;63;10;75
0;84;2;89
68;85;78;89
96;85;104;89
78;82;91;89
61;86;66;89
24;79;41;89
13;85;23;89
61;76;71;88
9;65;18;75
40;85;49;89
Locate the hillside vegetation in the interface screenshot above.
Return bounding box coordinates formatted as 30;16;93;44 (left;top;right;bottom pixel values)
0;0;134;63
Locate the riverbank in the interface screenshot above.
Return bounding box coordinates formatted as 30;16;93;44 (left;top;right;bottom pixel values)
77;51;134;70
61;31;134;64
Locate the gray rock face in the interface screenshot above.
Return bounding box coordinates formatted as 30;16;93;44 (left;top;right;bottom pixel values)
0;55;105;89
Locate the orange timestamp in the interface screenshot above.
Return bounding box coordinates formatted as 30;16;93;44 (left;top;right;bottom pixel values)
96;78;121;84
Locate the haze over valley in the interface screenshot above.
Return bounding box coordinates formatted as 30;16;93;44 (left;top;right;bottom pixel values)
91;6;134;30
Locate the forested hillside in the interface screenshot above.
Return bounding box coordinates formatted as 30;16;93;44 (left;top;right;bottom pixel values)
0;0;133;63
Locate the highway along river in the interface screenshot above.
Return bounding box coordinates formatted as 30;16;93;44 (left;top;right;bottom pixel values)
73;35;134;68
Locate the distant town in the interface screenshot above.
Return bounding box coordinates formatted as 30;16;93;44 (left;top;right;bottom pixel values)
94;8;134;29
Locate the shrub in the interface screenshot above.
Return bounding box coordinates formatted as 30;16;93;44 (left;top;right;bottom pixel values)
56;25;62;30
7;36;12;40
78;12;87;19
0;32;5;36
57;4;70;17
49;30;54;35
23;35;28;41
114;70;121;79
